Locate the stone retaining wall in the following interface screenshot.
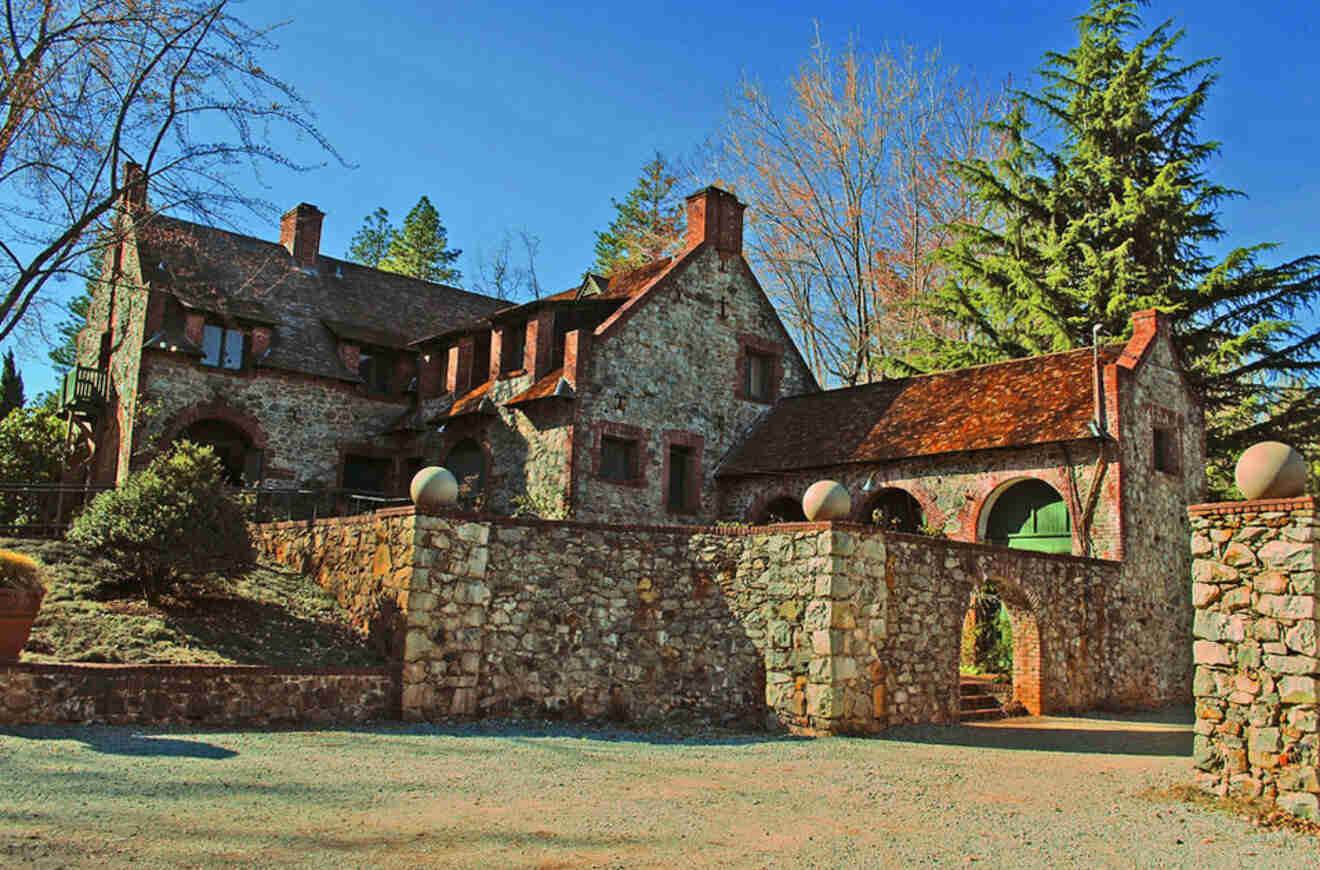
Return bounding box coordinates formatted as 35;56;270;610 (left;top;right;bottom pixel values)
1189;496;1320;819
0;663;397;726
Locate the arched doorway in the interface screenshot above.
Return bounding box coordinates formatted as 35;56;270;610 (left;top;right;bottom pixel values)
983;478;1071;554
751;494;806;524
861;487;924;533
959;575;1044;718
175;419;257;485
445;438;486;505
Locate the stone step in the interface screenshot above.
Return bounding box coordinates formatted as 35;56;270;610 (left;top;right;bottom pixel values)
960;693;1003;711
958;679;1007;722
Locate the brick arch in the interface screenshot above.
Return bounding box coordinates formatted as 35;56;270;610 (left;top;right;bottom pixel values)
968;474;1072;545
745;490;806;524
961;565;1048;716
161;401;269;450
440;434;496;495
852;484;933;531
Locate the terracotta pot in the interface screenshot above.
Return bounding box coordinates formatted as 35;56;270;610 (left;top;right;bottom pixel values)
0;587;44;663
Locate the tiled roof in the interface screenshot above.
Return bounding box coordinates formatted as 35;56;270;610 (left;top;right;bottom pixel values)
134;215;505;381
543;257;675;303
720;345;1125;476
445;380;493;417
505;368;570;406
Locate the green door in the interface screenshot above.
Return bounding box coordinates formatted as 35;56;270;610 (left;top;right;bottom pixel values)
986;479;1072;554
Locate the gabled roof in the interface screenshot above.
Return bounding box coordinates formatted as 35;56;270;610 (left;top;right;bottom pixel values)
719;344;1125;476
133;214;505;380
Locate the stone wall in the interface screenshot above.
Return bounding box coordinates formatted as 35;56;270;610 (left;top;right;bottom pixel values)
718;440;1120;557
251;509;417;658
0;663;396;726
1189;496;1320;819
137;353;412;488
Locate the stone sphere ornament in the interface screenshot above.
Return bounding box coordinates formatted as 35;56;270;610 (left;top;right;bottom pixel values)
410;466;458;510
1234;441;1308;501
802;480;851;521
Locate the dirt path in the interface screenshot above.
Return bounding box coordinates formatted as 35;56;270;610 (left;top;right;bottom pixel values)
1;708;1314;868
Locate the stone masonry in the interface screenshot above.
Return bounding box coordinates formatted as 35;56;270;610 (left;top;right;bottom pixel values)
1189;495;1320;819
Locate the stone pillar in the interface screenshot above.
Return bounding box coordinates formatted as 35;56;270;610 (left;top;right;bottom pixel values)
1189;495;1320;819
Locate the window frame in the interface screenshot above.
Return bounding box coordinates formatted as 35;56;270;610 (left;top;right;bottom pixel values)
662;430;704;515
201;323;246;371
735;334;784;404
592;421;648;488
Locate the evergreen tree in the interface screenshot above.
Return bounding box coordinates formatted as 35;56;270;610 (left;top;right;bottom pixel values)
48;292;90;375
346;207;393;269
1;350;25;418
593;153;685;275
906;0;1320;491
380;197;462;284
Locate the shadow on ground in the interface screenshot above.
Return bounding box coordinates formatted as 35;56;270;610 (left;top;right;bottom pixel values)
877;706;1194;757
2;727;238;758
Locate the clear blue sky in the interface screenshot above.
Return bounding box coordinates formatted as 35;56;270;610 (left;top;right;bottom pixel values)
7;0;1318;399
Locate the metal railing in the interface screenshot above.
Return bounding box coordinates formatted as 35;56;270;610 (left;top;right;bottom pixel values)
0;482;113;538
0;482;411;538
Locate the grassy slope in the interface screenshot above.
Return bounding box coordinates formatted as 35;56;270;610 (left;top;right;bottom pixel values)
1;537;387;668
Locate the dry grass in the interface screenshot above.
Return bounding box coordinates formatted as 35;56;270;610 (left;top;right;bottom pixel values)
0;537;385;667
1143;783;1320;838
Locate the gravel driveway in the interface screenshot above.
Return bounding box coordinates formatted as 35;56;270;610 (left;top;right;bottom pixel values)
1;706;1315;868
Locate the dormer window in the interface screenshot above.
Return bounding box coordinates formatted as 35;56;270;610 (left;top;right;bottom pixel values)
202;324;244;370
501;320;526;375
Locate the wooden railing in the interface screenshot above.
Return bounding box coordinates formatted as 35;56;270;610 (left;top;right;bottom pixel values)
58;365;110;415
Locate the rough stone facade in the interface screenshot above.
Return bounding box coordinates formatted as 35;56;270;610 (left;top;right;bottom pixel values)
1189;496;1320;819
570;245;815;524
252;507;1152;732
0;662;396;726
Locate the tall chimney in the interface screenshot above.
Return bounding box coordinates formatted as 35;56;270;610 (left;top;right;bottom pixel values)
280;203;324;268
684;186;745;255
122;161;147;212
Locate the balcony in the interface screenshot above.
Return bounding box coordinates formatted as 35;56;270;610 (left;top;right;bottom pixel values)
58;365;110;416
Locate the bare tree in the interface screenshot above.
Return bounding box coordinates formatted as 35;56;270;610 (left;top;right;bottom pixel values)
716;31;1005;385
471;229;542;302
0;0;342;343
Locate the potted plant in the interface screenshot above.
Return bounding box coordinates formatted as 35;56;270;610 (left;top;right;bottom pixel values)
0;550;47;662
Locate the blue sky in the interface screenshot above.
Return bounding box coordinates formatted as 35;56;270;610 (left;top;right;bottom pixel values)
8;0;1319;398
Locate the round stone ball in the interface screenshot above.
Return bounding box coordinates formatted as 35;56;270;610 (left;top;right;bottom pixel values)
410;466;458;510
1235;441;1308;501
802;480;851;521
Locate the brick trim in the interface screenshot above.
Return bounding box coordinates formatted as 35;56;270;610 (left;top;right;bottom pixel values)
590;420;649;487
1188;495;1319;515
160;400;269;449
662;430;704;514
734;333;785;404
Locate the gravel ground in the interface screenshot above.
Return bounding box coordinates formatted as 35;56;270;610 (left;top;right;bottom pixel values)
1;706;1315;869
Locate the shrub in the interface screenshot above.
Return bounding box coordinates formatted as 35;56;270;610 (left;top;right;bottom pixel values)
0;549;47;599
0;406;69;527
66;441;253;602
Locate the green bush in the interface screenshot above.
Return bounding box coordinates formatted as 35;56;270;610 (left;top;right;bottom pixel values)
0;406;69;527
66;441;253;602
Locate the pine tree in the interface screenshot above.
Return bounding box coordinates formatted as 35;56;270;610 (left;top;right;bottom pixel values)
593;153;685;275
906;0;1320;490
346;207;393;269
379;197;462;284
1;350;25;419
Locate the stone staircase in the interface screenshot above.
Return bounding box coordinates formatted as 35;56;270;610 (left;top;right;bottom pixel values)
959;678;1007;722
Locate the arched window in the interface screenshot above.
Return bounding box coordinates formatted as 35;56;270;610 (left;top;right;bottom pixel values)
176;419;257;485
862;487;924;533
984;479;1071;554
752;495;806;524
445;438;486;498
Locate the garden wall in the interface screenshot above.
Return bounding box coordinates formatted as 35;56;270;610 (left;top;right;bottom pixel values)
0;662;396;726
1189;496;1320;819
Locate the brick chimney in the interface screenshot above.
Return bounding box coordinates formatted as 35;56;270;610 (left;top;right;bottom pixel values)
280;203;324;268
122;161;147;212
685;186;745;255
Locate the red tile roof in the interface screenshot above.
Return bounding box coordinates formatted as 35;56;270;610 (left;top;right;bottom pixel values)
719;345;1125;476
542;257;674;303
505;368;568;406
445;381;492;417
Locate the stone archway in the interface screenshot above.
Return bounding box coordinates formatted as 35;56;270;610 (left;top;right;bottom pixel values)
860;487;925;533
748;492;806;524
959;570;1045;717
175;418;256;486
979;478;1072;554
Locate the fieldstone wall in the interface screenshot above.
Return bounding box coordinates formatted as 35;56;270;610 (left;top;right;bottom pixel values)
1189;496;1320;819
251;509;416;658
0;663;396;726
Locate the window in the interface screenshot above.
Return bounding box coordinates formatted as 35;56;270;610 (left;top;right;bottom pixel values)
501;321;526;375
201;324;244;370
745;351;773;401
445;439;486;499
668;446;693;513
600;436;638;482
1153;426;1179;474
358;349;393;394
472;332;492;387
736;335;783;403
